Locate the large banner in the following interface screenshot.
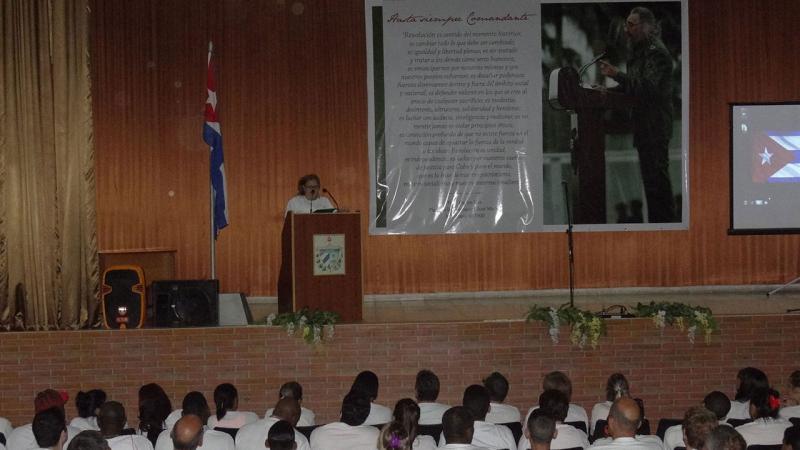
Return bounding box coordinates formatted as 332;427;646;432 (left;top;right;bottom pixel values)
367;0;689;234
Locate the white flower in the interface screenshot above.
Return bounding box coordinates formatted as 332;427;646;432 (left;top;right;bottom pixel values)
286;322;296;337
548;325;560;344
324;324;335;340
266;313;276;326
653;310;667;328
687;325;697;344
313;325;322;343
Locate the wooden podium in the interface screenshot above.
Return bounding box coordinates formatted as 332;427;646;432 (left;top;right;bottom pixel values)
277;212;363;322
549;66;634;224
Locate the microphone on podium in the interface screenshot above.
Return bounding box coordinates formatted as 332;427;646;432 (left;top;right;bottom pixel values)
322;188;340;211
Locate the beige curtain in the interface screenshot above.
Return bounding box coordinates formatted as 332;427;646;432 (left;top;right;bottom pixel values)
0;0;99;329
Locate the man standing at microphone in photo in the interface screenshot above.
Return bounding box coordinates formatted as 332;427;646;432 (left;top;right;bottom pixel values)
285;174;335;216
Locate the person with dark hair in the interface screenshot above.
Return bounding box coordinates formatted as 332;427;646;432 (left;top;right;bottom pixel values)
781;371;800;420
349;371;392;426
735;387;791;445
728;367;769;420
524;410;556;450
704;426;746;450
455;385;515;450
207;383;258;430
267;420;297;450
98;401;153;450
390;399;436;450
72;391;107;431
441;407;480;450
590;374;630;435
414;370;450;426
664;392;732;450
704;392;732;423
155;392;234;450
67;430;111;450
170;416;203;450
588;398;661;450
483;372;521;424
378;422;410;450
527;372;589;432
785;426;800;450
518;390;588;450
285;174;334;216
8;389;81;450
33;408;68;450
138;384;173;445
309;391;379;450
265;382;316;427
236;397;310;450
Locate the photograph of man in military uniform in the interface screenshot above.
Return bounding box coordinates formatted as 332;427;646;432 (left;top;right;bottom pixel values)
541;1;684;226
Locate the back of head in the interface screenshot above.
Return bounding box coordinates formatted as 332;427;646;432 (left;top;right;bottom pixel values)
538;389;569;423
735;367;769;401
214;383;238;420
138;383;172;433
682;406;717;450
392;398;420;442
704;425;746;450
341;391;371;426
182;392;211;425
75;390;107;419
33;407;66;449
35;389;68;415
279;382;303;401
442;406;474;444
542;371;573;402
267;420;296;450
462;385;490;421
785;426;800;450
749;387;781;419
605;373;630;402
608;397;640;437
527;409;556;445
415;370;440;402
703;391;731;420
351;371;380;400
98;401;126;437
483;372;510;403
791;371;800;390
379;422;410;450
273;397;302;427
171;415;204;450
67;430;111;450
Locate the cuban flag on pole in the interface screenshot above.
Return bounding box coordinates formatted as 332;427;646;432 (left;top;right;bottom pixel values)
204;42;229;238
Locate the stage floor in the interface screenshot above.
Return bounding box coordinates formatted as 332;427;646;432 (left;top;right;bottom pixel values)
247;284;800;324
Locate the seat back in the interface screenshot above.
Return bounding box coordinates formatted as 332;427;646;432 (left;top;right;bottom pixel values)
656;418;682;439
418;424;443;445
747;446;782;450
214;427;239;439
565;421;587;434
500;422;523;444
296;425;321;441
727;418;753;428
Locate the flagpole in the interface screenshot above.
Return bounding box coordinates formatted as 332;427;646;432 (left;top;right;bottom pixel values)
209;41;217;280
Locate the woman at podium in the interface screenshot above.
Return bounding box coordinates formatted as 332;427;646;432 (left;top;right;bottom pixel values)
285;173;334;215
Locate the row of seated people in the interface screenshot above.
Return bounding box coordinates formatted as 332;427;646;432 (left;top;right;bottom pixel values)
1;367;798;450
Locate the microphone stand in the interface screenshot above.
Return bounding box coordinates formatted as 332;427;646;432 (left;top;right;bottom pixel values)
322;188;340;211
563;181;575;308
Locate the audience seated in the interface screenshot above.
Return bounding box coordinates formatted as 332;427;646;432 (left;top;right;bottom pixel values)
33;408;68;450
587;398;661;450
309;391;379;450
524;410;556;450
784;426;800;450
378;422;410;450
679;406;716;450
155;392;234;450
455;385;515;450
728;367;769;421
8;389;81;450
734;387;791;446
390;399;436;450
781;371;800;421
267;421;297;450
71;391;107;432
349;371;392;426
206;384;259;430
527;372;589;432
590;374;630;435
170;416;203;450
414;370;450;426
703;426;746;450
663;392;731;450
236;397;309;450
98;401;153;450
137;384;172;446
518;390;589;450
440;407;484;450
265;382;316;427
66;431;111;450
483;372;521;424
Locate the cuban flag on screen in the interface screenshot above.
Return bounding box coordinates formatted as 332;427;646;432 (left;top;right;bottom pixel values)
752;131;800;183
204;42;229;237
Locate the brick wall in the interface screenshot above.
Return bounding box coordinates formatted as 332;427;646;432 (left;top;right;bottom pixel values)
1;315;798;429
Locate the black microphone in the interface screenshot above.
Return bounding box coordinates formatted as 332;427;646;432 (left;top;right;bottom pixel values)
322;188;340;210
578;51;608;79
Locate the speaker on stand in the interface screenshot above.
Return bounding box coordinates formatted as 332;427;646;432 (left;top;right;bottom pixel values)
151;280;219;327
101;265;146;329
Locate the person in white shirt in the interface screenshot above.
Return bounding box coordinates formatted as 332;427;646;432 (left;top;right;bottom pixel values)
517;390;588;450
439;406;487;450
155;392;234;450
728;367;769;422
137;384;173;447
379;422;411;450
780;370;800;420
526;372;589;432
390;399;437;450
169;416;203;450
266;421;297;450
71;391;107;432
264;382;316;427
236;397;309;450
523;410;556;450
590;373;630;435
587;397;660;450
207;384;259;430
1;416;11;443
309;391;379;450
9;389;81;450
457;385;515;450
33;408;68;450
673;406;717;450
98;402;153;450
483;372;520;425
703;426;746;450
663;391;731;450
735;387;791;446
66;430;112;450
415;370;450;426
285;174;335;216
350;371;392;426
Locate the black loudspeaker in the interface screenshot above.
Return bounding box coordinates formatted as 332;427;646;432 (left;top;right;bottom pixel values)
101;265;146;329
151;280;219;327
